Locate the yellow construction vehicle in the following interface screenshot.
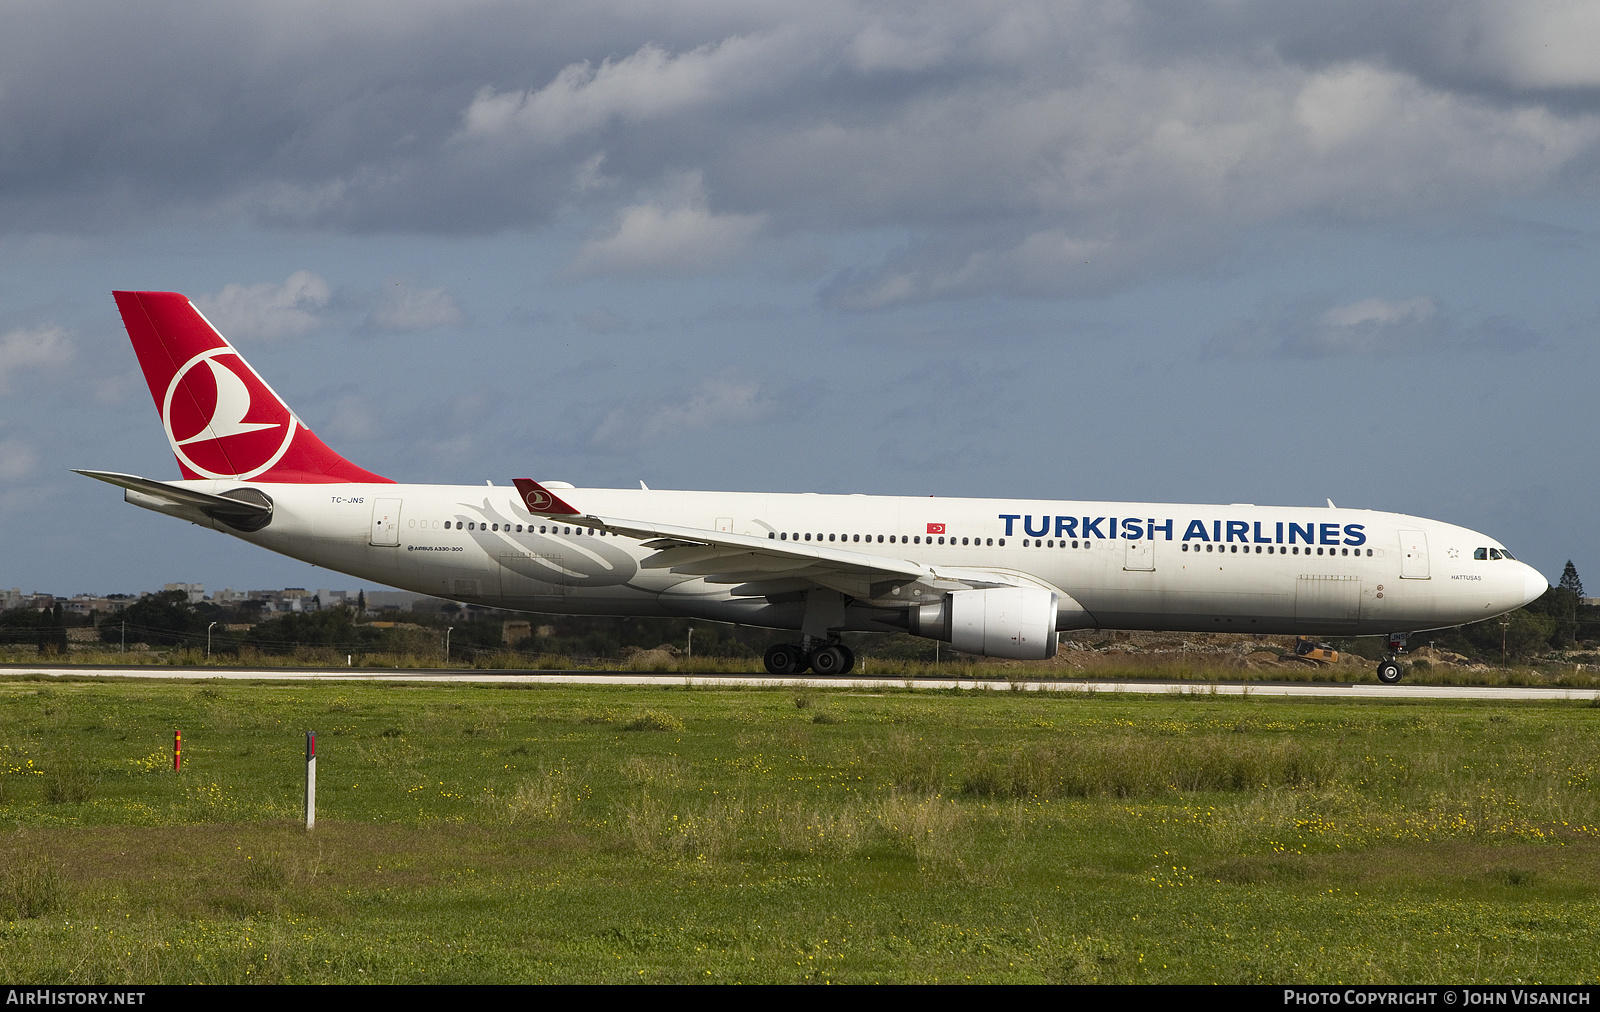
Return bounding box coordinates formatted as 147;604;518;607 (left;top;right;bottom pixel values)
1293;637;1339;664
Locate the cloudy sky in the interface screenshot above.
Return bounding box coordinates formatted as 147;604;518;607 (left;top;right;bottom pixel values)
3;0;1598;597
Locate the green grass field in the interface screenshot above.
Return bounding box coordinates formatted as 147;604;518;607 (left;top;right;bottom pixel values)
0;675;1596;983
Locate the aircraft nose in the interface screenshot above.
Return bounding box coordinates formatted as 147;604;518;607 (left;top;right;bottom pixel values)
1519;564;1549;608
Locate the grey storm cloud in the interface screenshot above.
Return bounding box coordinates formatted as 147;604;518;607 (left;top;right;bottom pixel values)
4;1;1599;303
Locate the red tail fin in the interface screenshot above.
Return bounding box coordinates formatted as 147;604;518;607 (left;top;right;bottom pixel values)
113;291;392;483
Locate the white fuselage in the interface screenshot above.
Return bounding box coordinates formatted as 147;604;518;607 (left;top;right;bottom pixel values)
167;481;1545;638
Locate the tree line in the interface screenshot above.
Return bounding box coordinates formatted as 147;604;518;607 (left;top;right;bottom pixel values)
2;561;1596;664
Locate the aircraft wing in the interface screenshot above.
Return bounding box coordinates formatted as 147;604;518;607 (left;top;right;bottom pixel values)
512;478;1032;602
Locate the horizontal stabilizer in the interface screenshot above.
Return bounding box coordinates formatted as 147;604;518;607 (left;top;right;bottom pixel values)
75;470;274;532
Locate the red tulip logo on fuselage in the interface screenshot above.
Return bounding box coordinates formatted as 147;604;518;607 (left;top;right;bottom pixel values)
162;349;296;480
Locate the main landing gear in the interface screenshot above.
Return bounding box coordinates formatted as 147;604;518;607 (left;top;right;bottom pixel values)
1376;632;1408;684
763;641;856;676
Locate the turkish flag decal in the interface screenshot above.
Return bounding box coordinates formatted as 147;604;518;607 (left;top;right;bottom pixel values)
926;523;946;534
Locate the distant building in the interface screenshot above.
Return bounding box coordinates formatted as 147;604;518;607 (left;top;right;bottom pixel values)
63;595;126;617
364;590;429;612
164;582;205;604
247;588;312;614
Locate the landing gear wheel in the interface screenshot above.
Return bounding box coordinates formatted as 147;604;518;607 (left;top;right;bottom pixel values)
764;643;806;675
1376;660;1403;684
838;645;856;675
810;644;849;676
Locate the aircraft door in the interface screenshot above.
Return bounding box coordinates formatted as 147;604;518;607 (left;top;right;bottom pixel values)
1398;529;1430;579
370;498;402;546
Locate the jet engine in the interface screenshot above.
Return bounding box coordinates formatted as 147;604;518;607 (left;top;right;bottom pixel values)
904;586;1059;660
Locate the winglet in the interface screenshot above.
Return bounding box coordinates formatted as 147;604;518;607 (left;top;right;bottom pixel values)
513;478;580;515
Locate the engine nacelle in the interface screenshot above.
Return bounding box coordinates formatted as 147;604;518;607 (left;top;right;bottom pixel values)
905;586;1059;660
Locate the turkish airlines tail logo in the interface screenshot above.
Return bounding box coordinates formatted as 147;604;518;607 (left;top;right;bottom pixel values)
114;291;393;484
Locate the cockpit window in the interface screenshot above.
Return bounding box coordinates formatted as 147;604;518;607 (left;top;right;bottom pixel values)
1500;548;1515;560
1474;548;1488;560
1489;548;1503;560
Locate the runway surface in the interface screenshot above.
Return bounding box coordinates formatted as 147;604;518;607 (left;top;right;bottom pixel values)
3;663;1595;701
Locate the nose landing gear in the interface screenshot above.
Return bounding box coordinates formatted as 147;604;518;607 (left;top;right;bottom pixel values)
1377;632;1408;684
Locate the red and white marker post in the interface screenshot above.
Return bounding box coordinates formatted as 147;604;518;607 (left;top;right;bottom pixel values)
304;731;316;831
